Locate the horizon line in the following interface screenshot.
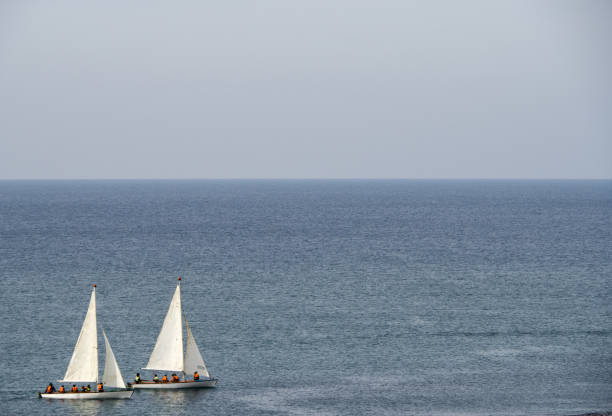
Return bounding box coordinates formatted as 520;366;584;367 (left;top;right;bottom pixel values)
1;177;611;181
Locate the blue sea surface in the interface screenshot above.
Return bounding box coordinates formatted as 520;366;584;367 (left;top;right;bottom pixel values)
0;180;610;415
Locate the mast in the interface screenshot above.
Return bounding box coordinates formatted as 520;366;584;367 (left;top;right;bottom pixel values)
95;284;98;385
96;284;98;385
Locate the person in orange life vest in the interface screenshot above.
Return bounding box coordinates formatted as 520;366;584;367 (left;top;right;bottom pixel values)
59;385;65;393
162;375;168;382
171;373;179;382
97;383;104;392
45;383;56;393
71;385;78;393
194;371;199;381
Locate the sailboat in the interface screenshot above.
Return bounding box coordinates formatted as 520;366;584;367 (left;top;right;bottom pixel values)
40;284;134;399
133;276;217;389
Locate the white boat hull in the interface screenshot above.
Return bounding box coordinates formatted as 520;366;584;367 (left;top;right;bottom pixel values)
132;379;217;389
40;390;134;400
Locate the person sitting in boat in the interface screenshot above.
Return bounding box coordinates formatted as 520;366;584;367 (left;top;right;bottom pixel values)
153;374;159;383
81;386;88;392
45;383;56;393
97;383;104;392
162;375;168;382
71;385;78;393
171;373;179;382
194;371;199;381
59;385;65;393
135;373;142;383
86;385;91;392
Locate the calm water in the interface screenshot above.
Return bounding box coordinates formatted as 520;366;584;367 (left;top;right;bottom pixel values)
0;180;610;416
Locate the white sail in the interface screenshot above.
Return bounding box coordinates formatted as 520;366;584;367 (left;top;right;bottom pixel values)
102;330;126;389
183;316;210;378
60;287;98;383
144;283;184;371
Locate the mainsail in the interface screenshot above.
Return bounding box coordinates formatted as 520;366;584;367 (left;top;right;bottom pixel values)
183;316;210;378
60;287;98;382
102;330;127;389
144;283;184;371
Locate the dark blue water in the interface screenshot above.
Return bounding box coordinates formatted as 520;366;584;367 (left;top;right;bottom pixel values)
0;180;610;415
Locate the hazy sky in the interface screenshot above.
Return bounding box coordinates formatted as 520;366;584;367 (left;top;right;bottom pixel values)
1;0;610;179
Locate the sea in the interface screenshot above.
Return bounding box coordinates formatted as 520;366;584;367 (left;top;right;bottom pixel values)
0;179;610;416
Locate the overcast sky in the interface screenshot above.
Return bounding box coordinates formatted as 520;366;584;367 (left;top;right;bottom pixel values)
0;0;610;179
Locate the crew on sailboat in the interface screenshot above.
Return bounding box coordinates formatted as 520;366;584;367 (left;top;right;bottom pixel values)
45;383;56;393
97;383;104;392
71;385;78;393
59;385;65;393
153;374;159;383
172;374;179;382
134;373;141;383
162;375;168;382
194;371;199;381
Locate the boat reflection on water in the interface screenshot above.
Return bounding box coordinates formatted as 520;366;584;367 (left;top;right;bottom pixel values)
140;388;212;406
55;397;128;416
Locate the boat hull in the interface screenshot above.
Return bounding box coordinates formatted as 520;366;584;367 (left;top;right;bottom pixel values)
40;390;134;400
132;379;217;389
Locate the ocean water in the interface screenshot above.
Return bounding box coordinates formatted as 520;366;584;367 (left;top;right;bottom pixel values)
0;179;610;416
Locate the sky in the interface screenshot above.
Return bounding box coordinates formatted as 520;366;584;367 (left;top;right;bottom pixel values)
0;0;610;179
